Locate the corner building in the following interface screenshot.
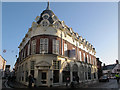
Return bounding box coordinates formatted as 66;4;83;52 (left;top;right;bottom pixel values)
15;2;97;87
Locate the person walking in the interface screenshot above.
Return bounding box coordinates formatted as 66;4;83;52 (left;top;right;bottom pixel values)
66;77;70;87
28;75;34;88
115;73;120;83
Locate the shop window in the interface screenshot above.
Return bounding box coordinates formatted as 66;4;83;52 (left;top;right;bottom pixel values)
52;60;60;69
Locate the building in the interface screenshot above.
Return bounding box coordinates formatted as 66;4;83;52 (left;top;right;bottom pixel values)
0;55;6;78
96;58;102;79
5;65;11;77
102;60;120;78
15;2;97;87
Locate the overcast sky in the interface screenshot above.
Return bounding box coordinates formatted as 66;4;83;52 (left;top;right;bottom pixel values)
2;2;118;69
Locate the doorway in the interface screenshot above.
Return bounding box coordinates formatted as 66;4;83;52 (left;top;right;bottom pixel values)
40;71;47;85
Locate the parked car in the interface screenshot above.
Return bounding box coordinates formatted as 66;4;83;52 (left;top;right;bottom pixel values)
99;75;109;82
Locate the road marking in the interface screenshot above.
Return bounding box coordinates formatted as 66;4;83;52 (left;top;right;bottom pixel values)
4;80;11;88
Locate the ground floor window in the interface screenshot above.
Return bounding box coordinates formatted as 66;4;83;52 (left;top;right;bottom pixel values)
88;67;91;79
62;71;70;82
53;70;59;83
88;72;91;79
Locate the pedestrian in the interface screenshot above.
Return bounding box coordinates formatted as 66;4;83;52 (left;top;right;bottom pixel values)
73;76;75;81
33;78;36;87
115;73;119;83
66;77;69;87
28;75;33;88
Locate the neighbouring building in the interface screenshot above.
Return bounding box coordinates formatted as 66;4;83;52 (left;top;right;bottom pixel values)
5;65;11;77
96;58;102;79
15;2;97;87
102;60;120;78
0;55;6;78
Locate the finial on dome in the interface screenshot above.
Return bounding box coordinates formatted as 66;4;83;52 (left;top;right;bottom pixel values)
46;0;50;10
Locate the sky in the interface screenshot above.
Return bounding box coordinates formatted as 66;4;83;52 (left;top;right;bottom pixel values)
2;2;118;69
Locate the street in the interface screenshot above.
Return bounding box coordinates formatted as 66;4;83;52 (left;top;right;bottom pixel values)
2;79;120;90
86;79;120;89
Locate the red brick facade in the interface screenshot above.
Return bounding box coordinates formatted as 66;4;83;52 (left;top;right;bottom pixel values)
19;35;96;65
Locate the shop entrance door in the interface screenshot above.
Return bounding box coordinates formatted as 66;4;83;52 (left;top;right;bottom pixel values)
41;71;47;85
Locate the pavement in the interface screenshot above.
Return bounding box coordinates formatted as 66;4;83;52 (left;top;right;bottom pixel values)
2;79;120;90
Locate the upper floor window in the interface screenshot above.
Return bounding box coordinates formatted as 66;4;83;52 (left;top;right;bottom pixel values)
40;38;48;53
64;43;68;56
90;56;91;64
83;53;85;62
87;55;89;63
24;49;26;58
79;51;82;61
53;39;59;54
31;40;36;54
27;43;30;56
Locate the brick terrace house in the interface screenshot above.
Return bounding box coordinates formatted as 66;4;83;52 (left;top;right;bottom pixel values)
15;2;98;87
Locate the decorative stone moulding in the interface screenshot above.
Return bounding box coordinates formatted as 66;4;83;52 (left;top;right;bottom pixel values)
32;21;38;27
69;28;73;34
53;21;61;29
25;34;28;38
28;28;32;32
23;38;25;42
75;33;79;38
35;16;40;22
61;21;65;28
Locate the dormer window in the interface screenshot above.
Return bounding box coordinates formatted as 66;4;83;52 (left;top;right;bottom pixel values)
40;20;50;27
70;28;73;34
52;15;58;21
42;13;50;20
53;21;60;29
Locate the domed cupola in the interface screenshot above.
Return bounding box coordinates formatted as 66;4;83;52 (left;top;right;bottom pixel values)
37;2;60;28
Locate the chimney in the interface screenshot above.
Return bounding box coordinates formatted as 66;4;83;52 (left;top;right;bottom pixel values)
116;60;119;64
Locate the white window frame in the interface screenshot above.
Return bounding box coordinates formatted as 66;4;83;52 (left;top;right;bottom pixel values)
31;40;36;54
27;43;30;56
53;39;59;54
90;56;91;64
87;55;89;63
83;53;85;62
40;38;48;53
79;51;82;61
24;49;26;58
64;43;68;56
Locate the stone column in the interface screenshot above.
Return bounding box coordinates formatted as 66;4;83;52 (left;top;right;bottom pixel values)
59;69;62;85
70;71;73;82
48;70;53;87
34;69;38;86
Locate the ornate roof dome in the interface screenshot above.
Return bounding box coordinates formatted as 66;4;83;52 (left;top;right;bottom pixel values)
37;2;58;24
